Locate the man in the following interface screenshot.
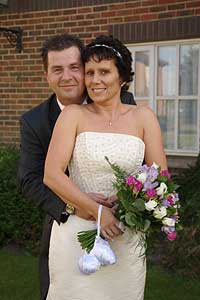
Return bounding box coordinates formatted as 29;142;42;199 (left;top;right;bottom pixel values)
18;33;135;300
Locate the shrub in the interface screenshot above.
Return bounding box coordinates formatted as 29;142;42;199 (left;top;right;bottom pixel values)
0;147;43;254
150;154;200;278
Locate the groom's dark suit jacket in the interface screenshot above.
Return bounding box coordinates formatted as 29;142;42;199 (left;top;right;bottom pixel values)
18;92;136;300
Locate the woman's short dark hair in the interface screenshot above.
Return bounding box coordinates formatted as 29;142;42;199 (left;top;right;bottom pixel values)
41;33;84;72
82;35;134;91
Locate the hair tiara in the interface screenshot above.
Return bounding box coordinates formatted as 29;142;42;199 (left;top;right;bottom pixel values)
89;44;122;59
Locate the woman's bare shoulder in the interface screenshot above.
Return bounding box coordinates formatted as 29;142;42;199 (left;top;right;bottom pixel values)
133;105;157;120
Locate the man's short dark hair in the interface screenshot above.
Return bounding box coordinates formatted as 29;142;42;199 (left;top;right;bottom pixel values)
41;33;84;72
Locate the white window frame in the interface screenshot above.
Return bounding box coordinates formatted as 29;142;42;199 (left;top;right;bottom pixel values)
127;39;200;157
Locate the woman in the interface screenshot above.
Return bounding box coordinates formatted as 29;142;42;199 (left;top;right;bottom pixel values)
44;35;167;300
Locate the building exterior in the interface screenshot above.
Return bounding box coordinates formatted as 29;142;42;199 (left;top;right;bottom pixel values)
0;0;199;171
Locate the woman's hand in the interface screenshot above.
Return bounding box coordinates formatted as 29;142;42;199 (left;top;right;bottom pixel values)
100;206;122;241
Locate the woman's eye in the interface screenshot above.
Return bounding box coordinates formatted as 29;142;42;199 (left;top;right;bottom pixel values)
85;71;93;76
101;70;109;75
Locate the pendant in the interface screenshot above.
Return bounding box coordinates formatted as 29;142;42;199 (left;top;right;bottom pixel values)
109;121;112;126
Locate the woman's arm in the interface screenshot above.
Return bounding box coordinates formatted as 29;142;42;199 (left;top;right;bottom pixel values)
44;104;122;240
140;106;168;169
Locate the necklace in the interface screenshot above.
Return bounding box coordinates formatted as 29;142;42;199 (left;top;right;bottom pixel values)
109;120;112;126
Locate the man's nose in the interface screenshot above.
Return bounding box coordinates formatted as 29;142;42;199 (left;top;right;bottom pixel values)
61;68;72;80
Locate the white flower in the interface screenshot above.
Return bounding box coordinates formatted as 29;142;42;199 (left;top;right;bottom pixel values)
156;182;168;196
137;172;147;183
152;162;159;169
153;206;167;219
145;200;157;211
162;217;175;227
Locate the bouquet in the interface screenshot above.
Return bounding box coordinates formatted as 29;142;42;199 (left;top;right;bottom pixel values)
78;157;181;254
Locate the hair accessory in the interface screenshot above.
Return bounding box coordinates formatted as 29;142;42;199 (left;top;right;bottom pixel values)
90;44;122;59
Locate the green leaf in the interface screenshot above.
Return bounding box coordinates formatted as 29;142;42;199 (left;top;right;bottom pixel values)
125;212;137;227
132;198;145;212
143;219;151;232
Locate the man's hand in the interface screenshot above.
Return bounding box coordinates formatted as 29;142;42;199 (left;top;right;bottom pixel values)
75;193;118;221
88;193;117;208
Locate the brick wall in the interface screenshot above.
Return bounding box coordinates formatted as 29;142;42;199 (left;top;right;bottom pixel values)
0;0;200;146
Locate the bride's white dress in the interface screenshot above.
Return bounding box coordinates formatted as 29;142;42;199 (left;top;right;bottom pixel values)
47;132;146;300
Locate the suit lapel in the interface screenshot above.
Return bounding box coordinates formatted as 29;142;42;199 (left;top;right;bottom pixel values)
48;94;61;133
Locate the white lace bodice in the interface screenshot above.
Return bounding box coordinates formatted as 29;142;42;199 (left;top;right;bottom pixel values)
69;132;145;197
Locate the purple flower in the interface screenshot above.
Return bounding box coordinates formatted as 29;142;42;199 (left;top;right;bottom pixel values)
148;167;159;181
160;169;171;179
146;189;157;199
143;180;158;191
161;199;170;207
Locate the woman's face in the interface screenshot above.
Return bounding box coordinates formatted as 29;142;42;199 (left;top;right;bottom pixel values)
85;56;122;103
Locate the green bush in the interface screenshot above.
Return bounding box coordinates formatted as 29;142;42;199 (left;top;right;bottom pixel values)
0;147;43;254
151;154;200;278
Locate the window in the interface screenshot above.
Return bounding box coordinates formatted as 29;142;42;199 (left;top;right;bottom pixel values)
128;41;200;156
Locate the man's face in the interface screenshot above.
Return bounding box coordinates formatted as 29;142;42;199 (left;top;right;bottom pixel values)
46;46;85;105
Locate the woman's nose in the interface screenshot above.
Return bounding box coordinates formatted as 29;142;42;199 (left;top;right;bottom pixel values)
91;72;101;83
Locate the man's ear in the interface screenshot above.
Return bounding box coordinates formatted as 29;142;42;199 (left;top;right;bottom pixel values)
44;71;48;81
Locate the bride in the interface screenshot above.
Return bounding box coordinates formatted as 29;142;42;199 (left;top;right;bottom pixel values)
44;35;167;300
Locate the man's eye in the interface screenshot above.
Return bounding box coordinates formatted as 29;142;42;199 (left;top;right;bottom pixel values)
53;69;62;73
71;66;79;71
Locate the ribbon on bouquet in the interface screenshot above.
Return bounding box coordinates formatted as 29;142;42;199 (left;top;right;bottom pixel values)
78;205;116;275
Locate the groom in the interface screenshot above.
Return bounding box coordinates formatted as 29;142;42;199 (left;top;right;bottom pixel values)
18;33;136;300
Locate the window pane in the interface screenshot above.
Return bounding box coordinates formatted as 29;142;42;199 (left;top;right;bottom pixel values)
157;46;176;96
178;100;198;150
179;45;199;96
157;100;175;149
135;51;149;97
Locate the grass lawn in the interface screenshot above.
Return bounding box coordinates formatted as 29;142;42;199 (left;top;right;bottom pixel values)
0;249;199;300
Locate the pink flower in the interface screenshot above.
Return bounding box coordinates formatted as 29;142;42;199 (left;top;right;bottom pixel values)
125;176;136;186
167;195;174;206
160;169;171;179
146;189;157;199
167;232;177;241
134;180;143;193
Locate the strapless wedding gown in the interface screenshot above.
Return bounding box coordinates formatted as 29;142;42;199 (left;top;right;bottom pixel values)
47;132;146;300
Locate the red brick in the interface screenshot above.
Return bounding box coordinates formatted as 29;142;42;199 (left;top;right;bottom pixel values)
142;0;158;6
94;5;107;12
78;7;92;14
186;1;200;8
125;1;141;9
150;5;167;12
134;7;150;14
109;4;126;10
116;9;134;16
124;15;141;22
141;13;158;20
101;11;116;18
168;3;185;10
158;11;176;18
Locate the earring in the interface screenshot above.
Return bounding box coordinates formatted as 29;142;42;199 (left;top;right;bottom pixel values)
121;82;126;87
